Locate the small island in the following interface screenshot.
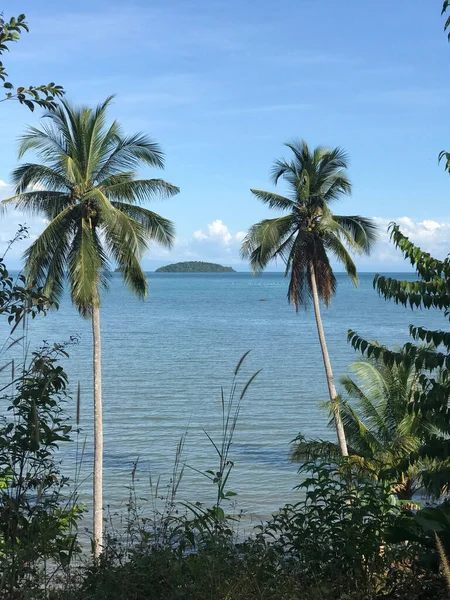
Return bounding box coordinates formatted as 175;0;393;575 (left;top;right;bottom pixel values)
155;261;236;273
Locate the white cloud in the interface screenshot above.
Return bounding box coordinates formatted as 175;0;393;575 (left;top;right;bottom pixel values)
421;220;441;231
206;219;232;243
193;230;208;241
193;219;240;246
145;219;247;268
157;216;450;272
355;216;450;270
3;205;450;272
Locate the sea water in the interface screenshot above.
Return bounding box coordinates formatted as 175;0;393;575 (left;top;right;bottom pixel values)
1;272;445;522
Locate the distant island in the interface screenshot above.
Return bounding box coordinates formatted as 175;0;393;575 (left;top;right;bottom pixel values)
155;261;236;273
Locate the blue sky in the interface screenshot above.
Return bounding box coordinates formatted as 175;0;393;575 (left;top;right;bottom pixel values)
0;0;449;270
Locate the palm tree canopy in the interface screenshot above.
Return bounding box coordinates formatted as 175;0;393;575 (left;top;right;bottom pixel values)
291;355;442;498
241;139;378;310
2;96;179;315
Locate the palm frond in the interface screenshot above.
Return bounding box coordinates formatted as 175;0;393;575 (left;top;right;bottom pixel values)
240;215;296;272
103;232;148;299
340;402;382;456
23;205;79;302
2;190;73;220
284;139;312;167
322;231;358;286
318;146;349;176
85;96;115;178
290;435;341;462
321;171;352;201
103;179;179;204
95;133;165;182
112;202;175;248
270;159;298;188
67;218;109;315
332;215;378;253
250;189;296;211
18;123;69;162
11;163;72;193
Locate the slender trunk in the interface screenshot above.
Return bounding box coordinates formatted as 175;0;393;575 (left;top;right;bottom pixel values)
309;262;348;456
92;305;103;557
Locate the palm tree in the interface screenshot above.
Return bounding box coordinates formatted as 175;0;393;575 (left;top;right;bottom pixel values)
241;140;377;456
2;97;179;556
290;356;440;500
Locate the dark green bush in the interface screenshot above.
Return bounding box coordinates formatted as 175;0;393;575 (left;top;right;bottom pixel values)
57;462;446;600
0;254;82;599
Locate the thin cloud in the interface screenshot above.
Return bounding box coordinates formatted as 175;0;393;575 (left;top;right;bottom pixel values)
208;103;313;117
28;6;256;60
356;217;450;269
268;51;365;67
355;88;450;108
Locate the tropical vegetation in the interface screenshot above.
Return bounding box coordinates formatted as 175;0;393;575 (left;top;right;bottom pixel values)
241;140;378;456
1;3;450;599
291;355;444;500
348;225;450;499
1;96;179;556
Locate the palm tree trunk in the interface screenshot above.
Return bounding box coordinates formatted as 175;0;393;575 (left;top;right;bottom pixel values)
309;262;348;456
92;304;103;557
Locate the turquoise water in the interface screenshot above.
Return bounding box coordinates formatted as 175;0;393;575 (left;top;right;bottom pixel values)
1;272;446;521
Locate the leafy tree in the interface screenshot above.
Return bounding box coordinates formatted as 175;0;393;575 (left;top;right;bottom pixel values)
2;96;179;556
0;226;50;333
348;224;450;497
0;13;64;110
291;355;444;500
241;140;377;456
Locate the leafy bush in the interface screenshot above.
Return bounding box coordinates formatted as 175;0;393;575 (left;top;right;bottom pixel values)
348;224;450;498
0;254;82;599
56;461;447;600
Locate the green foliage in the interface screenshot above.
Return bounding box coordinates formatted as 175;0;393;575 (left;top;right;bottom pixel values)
0;344;83;598
257;461;402;596
291;354;443;500
155;261;236;273
0;227;52;331
347;224;450;497
384;502;450;577
0;13;64;110
0;254;82;598
55;462;446;600
2;97;179;315
241;139;378;310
